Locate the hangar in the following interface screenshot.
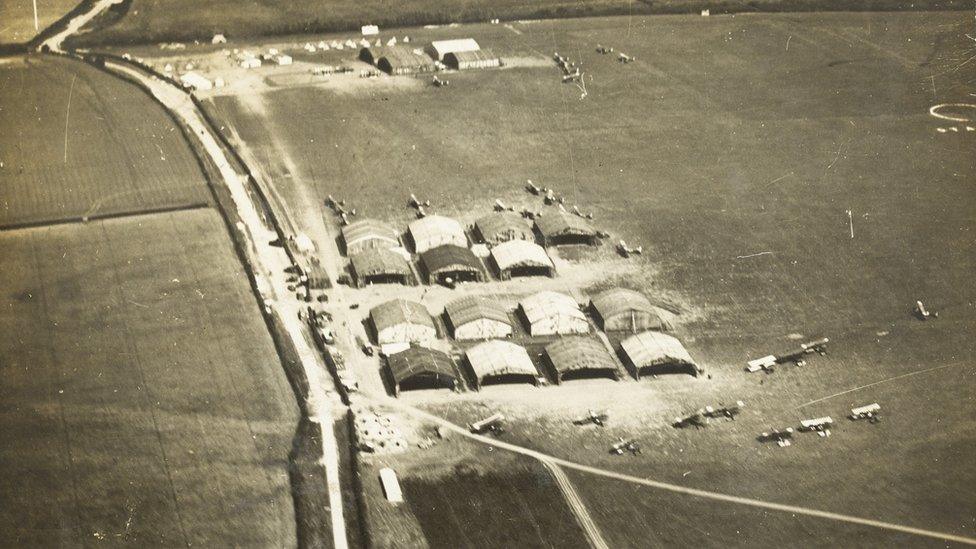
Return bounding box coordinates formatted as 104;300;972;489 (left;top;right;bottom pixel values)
590;288;674;332
465;340;539;389
408;215;467;253
362;46;437;75
444;50;501;70
370;299;436;345
342;218;399;255
491;240;555;280
424;38;481;61
444;295;512;340
474;211;534;245
420;245;485;285
350;248;412;287
518;291;588;336
620;331;701;378
535;212;599;246
544;337;620;383
386;346;458;395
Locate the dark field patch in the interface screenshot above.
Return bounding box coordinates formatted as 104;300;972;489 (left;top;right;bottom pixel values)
0;56;210;228
0;209;299;546
402;458;589;548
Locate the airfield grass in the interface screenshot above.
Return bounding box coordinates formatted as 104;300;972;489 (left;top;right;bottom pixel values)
200;10;975;546
0;0;81;45
0;208;299;546
0;55;210;228
65;0;968;48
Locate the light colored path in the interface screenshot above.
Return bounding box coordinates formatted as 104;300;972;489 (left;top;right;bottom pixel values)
796;361;969;408
39;0;123;52
378;396;976;547
103;59;348;549
541;459;609;549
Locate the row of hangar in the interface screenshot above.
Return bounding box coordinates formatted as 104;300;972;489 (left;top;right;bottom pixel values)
386;332;698;395
370;288;675;343
342;212;599;287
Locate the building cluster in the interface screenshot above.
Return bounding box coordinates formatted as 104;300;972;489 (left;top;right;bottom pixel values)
359;38;501;75
338;205;601;289
369;287;701;397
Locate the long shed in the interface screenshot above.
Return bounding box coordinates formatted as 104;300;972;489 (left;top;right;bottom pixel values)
535;212;599;246
386;346;458;395
350;248;412;287
420;245;484;285
620;331;701;378
491;240;554;280
370;299;436;345
518;291;588;336
545;337;620;383
465;340;538;389
474;211;534;245
444;295;512;340
444;49;500;70
424;38;481;61
408;215;467;254
590;288;674;332
342;218;399;255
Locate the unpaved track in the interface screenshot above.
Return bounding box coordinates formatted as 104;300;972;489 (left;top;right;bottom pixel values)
541;459;609;549
40;0;123;52
378;396;976;547
102;59;349;549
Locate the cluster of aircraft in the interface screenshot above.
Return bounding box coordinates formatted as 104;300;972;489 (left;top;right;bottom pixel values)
524;181;595;221
759;403;881;448
325;194;357;224
553;52;583;84
746;337;829;373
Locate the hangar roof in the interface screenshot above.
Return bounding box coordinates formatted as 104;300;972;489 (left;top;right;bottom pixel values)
387;346;457;385
620;331;696;368
590;288;674;330
519;291;585;325
466;340;537;380
342;218;399;250
475;211;533;243
420;244;482;274
375;46;436;71
445;49;499;65
534;212;596;238
408;215;466;253
444;295;511;327
350;248;411;278
370;299;434;333
427;38;481;59
545;337;618;375
491;240;553;272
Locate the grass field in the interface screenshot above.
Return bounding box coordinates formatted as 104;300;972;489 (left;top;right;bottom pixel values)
64;0;969;48
0;0;81;44
0;55;210;227
198;10;975;545
0;208;300;546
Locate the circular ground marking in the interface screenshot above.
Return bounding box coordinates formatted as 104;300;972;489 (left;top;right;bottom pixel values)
929;103;976;123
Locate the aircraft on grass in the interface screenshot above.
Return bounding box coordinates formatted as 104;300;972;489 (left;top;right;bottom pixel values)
672;410;708;430
849;403;881;423
408;193;432;209
758;427;794;447
469;413;505;435
746;337;829;373
799;416;833;437
573;409;609;426
914;300;938;320
610;437;641;455
617;240;643;258
703;401;745;421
